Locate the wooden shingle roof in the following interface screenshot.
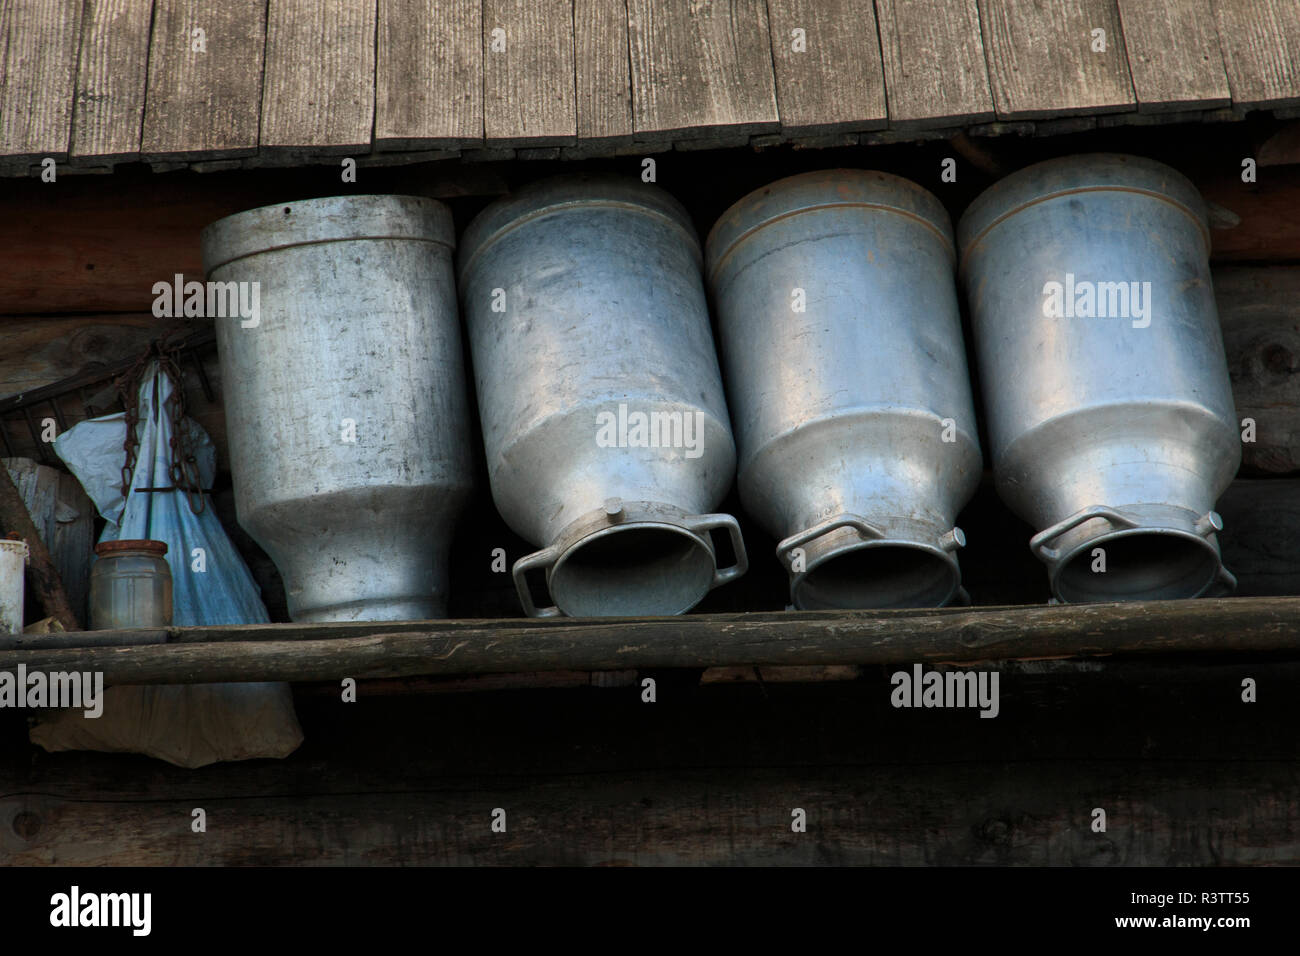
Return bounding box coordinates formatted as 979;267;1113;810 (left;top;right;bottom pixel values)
1;0;1299;173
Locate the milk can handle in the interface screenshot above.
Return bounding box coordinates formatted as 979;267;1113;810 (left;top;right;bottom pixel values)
775;514;887;565
1029;505;1140;562
512;543;565;618
682;513;749;588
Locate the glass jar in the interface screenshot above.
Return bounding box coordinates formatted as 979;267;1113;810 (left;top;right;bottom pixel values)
89;539;173;629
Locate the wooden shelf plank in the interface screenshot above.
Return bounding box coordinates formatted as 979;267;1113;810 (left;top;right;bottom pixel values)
1116;0;1230;113
259;0;377;153
627;0;779;141
70;0;154;163
4;598;1298;685
0;0;84;162
140;0;268;160
875;0;995;129
375;0;483;150
765;0;888;136
977;0;1136;120
575;0;634;146
483;0;577;146
1212;0;1300;110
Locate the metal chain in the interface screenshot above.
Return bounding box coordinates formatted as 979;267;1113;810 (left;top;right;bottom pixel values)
116;328;206;514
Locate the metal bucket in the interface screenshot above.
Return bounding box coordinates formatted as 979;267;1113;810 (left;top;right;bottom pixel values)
0;539;28;634
707;170;981;609
458;175;746;617
958;154;1240;602
202;195;473;622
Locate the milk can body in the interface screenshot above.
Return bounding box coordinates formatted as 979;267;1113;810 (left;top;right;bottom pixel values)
708;170;981;608
458;175;746;617
958;154;1240;602
202;195;473;622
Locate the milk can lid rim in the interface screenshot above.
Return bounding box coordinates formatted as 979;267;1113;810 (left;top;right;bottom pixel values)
200;194;456;275
956;153;1210;266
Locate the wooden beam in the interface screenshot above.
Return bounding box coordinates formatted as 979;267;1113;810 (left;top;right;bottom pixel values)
4;598;1299;685
260;0;376;153
765;0;888;136
70;0;154;163
375;0;483;150
1115;0;1230;113
874;0;995;129
977;0;1136;120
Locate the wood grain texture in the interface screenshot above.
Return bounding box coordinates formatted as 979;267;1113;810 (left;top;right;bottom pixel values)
977;0;1136;120
1212;0;1300;109
5;597;1300;683
627;0;779;140
575;0;633;144
70;0;154;161
2;458;94;624
1219;480;1300;593
260;0;376;151
0;0;85;160
765;0;886;134
1216;267;1300;475
874;0;994;128
376;0;482;149
140;0;268;159
1115;0;1229;112
4;667;1300;865
483;0;577;146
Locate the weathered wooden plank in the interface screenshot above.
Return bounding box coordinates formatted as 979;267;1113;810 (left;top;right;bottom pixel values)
574;0;633;144
140;0;268;160
1212;0;1300;109
69;0;154;162
260;0;376;152
977;0;1136;120
5;598;1300;684
5;761;1298;865
483;0;577;146
1219;480;1300;594
3;458;94;624
1115;0;1230;112
0;0;85;161
376;0;482;149
1216;267;1300;475
874;0;994;128
765;0;887;135
627;0;779;140
4;665;1300;865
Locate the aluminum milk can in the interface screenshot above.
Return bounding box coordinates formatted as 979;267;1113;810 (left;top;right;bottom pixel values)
707;170;982;608
958;154;1240;602
202;195;473;622
458;175;747;617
